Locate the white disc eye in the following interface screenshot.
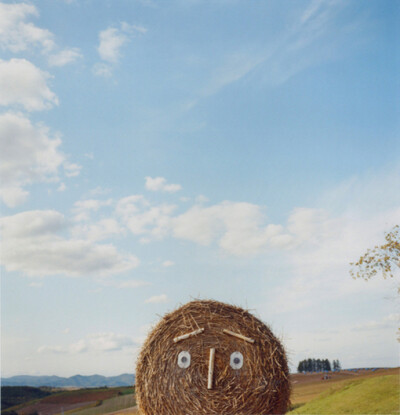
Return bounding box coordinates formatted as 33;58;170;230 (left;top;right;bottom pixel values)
177;351;191;368
230;351;244;369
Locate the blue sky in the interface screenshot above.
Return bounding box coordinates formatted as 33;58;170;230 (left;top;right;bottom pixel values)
1;0;399;377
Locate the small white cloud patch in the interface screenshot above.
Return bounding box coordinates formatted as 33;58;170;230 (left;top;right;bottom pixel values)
145;176;182;193
145;294;168;304
98;27;128;63
48;48;82;67
38;332;137;355
94;22;146;76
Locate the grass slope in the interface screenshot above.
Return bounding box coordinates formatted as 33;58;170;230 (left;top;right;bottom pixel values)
289;375;399;414
66;394;135;415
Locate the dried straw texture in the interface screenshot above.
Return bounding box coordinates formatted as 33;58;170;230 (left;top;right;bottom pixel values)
135;300;290;415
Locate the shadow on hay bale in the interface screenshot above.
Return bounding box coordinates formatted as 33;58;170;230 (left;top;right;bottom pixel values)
136;300;290;415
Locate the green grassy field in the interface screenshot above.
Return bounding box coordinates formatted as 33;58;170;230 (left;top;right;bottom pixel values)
65;394;136;415
289;374;399;414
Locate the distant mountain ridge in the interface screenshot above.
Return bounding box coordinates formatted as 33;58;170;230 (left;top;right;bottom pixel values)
1;373;135;387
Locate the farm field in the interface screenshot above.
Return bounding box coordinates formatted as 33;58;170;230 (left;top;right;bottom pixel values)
113;368;400;415
2;368;398;415
81;368;400;415
1;387;134;415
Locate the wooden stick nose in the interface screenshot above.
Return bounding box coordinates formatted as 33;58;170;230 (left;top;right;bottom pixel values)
207;348;215;389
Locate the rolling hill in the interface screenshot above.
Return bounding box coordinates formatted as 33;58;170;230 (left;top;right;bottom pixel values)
1;374;135;388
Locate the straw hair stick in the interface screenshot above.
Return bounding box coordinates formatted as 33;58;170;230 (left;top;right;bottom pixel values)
223;329;255;344
173;327;204;343
208;348;215;389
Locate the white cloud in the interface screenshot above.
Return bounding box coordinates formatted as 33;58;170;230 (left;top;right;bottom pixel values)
113;280;150;289
162;260;174;267
261;168;400;315
71;218;123;241
0;3;55;53
72;199;113;221
353;314;400;332
0;59;58;111
0;112;70;207
92;62;112;78
171;202;291;254
116;167;400;263
64;162;81;177
0;210;139;277
87;332;135;352
94;22;146;76
121;21;147;35
57;183;66;192
1;187;29;208
95;277;150;289
116;196;290;254
171;204;221;245
89;186;111;196
29;281;43;288
116;195;175;239
145;294;168;304
98;27;129;63
37;345;66;354
38;332;137;355
145;176;182;193
195;195;209;204
0;3;81;66
48;48;82;67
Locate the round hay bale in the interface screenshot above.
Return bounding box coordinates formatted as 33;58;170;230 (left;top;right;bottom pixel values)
135;300;290;414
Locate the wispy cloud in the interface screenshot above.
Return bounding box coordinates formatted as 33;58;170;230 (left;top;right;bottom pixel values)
94;22;146;77
48;48;82;67
98;278;151;289
38;332;138;354
353;314;400;332
145;294;168;304
189;0;358;107
72;199;113;222
145;176;182;193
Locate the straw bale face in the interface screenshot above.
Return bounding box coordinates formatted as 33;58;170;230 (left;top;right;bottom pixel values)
136;300;290;415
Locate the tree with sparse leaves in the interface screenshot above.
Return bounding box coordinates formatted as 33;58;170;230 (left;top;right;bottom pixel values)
332;359;341;371
350;225;399;341
350;225;400;293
